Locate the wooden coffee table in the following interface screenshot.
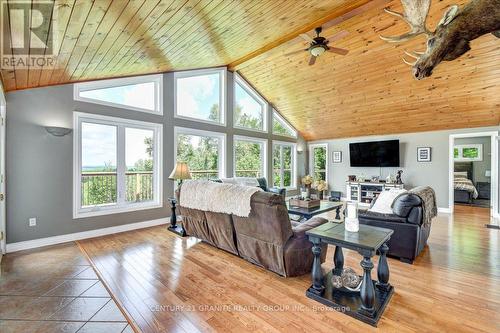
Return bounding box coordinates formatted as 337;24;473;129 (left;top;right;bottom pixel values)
305;223;394;327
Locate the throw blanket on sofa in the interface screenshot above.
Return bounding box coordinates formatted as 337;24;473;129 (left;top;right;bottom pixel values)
408;186;438;227
179;180;262;217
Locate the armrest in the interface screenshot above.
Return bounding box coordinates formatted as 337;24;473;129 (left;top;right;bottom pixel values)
393;193;422;217
291;217;328;238
358;210;407;224
268;187;286;198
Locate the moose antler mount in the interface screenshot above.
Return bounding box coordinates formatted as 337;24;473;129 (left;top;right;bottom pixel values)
380;0;500;80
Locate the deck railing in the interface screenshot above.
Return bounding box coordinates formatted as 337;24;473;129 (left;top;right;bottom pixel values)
81;171;154;206
81;169;262;206
234;170;261;178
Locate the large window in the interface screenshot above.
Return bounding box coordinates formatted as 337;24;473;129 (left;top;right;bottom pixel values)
310;144;328;181
234;74;267;132
272;110;297;138
74;74;163;114
73;113;163;218
174;68;226;125
273;141;296;189
234;136;267;178
175;127;226;180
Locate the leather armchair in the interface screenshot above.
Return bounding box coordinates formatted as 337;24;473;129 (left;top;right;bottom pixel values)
358;193;431;264
257;177;286;198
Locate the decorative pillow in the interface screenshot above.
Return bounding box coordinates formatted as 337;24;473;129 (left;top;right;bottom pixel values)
369;188;407;214
454;171;468;179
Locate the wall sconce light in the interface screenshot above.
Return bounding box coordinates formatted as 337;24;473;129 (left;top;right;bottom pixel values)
45;126;72;137
297;147;304;154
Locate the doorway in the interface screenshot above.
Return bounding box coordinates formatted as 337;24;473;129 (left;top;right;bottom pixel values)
449;132;498;218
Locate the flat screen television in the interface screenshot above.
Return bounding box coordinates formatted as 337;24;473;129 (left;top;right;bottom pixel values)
349;140;400;167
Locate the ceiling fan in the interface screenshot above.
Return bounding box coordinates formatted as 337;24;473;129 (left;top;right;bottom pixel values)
286;27;349;65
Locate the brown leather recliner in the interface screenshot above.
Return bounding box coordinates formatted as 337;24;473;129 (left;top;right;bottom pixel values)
177;188;328;277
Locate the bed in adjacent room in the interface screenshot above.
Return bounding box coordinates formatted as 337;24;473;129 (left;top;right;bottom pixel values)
454;162;478;204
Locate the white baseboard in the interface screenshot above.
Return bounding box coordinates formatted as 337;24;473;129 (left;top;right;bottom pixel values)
438;207;452;214
6;218;169;253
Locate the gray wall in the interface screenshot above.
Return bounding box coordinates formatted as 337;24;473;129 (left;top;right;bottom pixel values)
6;71;305;243
454;136;491;184
309;127;499;208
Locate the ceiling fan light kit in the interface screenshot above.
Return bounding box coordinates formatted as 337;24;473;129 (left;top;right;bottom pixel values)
310;45;327;57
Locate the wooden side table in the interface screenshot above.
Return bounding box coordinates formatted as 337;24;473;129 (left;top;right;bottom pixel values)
167;197;186;237
305;223;394;327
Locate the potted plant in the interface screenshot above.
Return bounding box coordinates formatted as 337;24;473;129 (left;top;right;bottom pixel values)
301;175;314;199
314;179;328;200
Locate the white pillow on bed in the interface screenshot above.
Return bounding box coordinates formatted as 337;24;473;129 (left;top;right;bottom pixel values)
368;188;407;214
454;171;468;179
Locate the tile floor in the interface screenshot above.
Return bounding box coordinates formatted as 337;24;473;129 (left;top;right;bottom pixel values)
0;242;134;333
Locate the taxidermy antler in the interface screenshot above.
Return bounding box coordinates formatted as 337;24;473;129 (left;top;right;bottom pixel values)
380;0;500;79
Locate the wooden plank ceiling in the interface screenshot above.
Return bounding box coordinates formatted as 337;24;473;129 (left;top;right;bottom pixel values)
0;0;366;91
1;0;498;140
236;0;500;140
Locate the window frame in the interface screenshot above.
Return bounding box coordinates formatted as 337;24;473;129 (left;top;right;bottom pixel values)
173;126;227;181
173;67;227;126
233;73;268;133
233;135;268;179
73;74;163;115
272;140;297;190
309;143;329;182
73;112;163;219
272;110;297;138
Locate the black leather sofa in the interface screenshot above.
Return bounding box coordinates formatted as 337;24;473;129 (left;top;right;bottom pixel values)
358;193;432;264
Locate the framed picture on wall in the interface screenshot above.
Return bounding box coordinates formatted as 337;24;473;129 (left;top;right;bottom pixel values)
332;151;342;163
417;147;431;162
454;144;482;162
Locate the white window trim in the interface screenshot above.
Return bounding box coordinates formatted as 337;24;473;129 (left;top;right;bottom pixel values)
272;110;297;138
74;74;163;115
73;112;163;219
173;126;227;182
173;67;227;127
233;135;268;179
233;73;268;133
308;143;329;181
272;140;297;190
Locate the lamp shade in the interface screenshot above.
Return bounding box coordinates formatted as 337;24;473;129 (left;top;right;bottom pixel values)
169;162;192;180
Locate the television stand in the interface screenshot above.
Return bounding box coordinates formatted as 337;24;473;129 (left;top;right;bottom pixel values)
346;181;404;205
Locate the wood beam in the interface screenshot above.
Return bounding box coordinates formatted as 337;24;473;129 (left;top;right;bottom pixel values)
227;0;389;71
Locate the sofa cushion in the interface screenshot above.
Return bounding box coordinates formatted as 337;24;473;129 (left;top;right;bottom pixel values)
369;188;407;214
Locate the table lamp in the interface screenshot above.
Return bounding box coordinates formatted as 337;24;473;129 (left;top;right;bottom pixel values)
167;162;191;237
168;162;192;185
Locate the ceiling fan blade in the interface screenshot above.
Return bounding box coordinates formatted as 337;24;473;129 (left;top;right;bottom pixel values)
328;47;349;56
299;33;314;43
325;30;349;43
308;55;317;66
284;49;306;57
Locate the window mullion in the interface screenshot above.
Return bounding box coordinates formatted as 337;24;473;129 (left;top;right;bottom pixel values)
117;125;126;206
280;146;284;188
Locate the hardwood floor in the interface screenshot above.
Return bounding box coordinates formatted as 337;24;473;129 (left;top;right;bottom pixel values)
77;208;500;333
